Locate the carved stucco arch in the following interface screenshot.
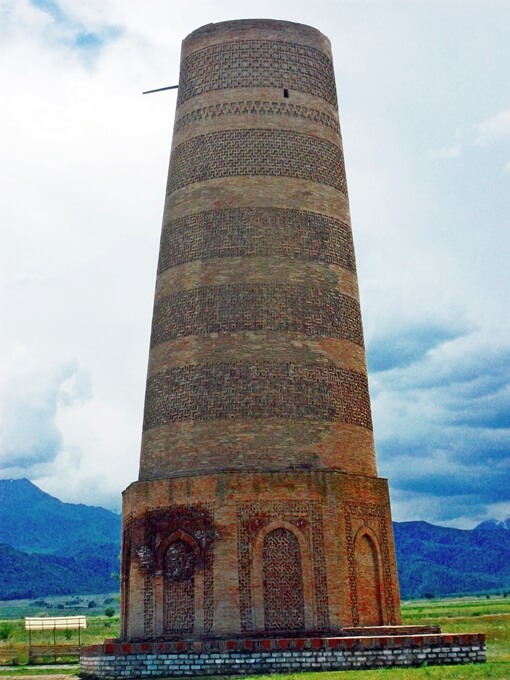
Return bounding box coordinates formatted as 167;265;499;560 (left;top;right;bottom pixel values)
252;520;314;632
154;529;205;636
156;529;201;570
353;525;385;625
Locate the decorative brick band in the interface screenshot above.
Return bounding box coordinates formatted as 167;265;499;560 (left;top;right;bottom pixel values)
166;130;346;195
175;101;340;135
177;40;337;106
150;285;363;348
142;363;372;431
158;208;355;273
147;335;367;377
81;632;486;677
163;178;348;225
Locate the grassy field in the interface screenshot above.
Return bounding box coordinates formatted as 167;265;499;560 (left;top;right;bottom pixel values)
0;595;508;677
0;594;119;621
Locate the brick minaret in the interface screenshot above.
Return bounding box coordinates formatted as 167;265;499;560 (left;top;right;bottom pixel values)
121;18;401;640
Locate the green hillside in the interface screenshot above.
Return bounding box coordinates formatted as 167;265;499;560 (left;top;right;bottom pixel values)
0;479;120;555
0;543;119;599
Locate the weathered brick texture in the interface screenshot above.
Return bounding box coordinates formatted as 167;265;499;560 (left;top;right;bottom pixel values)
167;129;347;194
142;364;372;429
177;39;338;106
150;286;364;347
174;101;341;136
158;208;356;273
140;17;369;480
121;472;401;640
119;18;406;650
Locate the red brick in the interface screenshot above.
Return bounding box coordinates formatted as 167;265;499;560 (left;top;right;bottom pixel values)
119;17;402;644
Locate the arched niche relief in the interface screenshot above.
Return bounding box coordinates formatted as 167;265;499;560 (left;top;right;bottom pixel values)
353;526;384;626
153;529;205;637
252;520;314;633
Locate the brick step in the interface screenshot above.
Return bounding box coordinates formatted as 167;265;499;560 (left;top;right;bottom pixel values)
83;631;485;656
81;632;486;677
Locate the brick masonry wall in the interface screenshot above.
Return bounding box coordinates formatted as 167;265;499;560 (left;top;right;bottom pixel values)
121;471;401;639
143;364;371;429
149;286;364;347
157;208;356;273
174;100;341;136
139;18;377;481
176;38;338;106
81;633;486;677
127;18;403;646
166;129;347;194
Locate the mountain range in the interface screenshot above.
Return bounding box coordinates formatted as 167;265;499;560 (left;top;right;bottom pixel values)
1;478;509;600
0;479;120;599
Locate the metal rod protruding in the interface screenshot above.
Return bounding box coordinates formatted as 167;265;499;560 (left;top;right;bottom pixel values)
142;85;178;95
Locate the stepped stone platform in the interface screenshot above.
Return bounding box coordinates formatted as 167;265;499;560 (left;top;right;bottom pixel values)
80;628;485;677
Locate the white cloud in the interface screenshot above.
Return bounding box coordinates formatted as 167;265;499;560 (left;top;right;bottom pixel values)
427;145;461;160
0;361;87;472
1;0;509;526
475;110;510;145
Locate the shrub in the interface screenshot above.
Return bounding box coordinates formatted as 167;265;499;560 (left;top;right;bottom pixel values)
105;607;115;618
0;622;13;641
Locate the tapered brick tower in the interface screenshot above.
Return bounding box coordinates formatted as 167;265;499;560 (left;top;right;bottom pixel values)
121;18;402;641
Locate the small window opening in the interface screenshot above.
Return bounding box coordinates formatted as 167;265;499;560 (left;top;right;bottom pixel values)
283;88;289;98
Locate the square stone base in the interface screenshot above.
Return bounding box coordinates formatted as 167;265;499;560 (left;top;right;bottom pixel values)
81;630;485;677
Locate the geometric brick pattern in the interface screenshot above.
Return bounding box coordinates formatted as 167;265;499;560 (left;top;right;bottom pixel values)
177;40;338;106
150;285;363;347
119;18;404;646
143;572;155;637
309;502;330;631
344;502;397;627
163;541;195;634
88;17;478;671
174;101;341;135
158;208;356;273
236;499;329;635
262;528;305;632
166;130;347;195
142;363;373;430
122;504;215;639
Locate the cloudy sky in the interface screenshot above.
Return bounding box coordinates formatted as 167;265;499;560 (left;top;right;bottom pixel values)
0;0;508;528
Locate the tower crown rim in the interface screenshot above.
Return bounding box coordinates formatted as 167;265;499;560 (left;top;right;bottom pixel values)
183;18;331;53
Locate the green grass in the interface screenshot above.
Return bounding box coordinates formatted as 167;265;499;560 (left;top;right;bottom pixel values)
0;668;80;676
0;594;119;621
0;595;508;677
0;616;120;650
401;595;510;667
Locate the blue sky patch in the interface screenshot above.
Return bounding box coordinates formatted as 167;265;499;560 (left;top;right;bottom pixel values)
30;0;121;54
367;322;468;373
